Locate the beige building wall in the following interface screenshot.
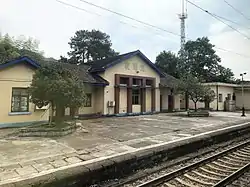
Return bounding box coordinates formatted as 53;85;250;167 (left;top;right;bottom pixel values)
235;90;250;110
174;94;181;110
119;88;127;113
145;89;152;112
160;88;170;111
99;55;161;114
0;64;49;126
78;86;104;115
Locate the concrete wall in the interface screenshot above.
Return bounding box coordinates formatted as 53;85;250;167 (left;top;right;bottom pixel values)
99;55;161;115
0;64;49;127
235;90;250;110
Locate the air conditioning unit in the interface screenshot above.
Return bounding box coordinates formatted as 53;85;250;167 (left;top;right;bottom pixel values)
108;101;115;107
35;105;49;110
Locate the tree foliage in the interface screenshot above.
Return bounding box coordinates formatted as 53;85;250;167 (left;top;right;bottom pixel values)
200;89;216;110
178;75;214;111
155;51;182;78
29;63;86;124
66;29;118;64
0;34;45;64
0;34;20;63
155;37;235;83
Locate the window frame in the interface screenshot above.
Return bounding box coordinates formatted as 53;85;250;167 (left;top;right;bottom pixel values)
84;93;92;107
11;88;29;112
132;89;140;105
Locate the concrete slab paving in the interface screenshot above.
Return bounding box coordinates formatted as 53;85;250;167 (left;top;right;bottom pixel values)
0;111;250;185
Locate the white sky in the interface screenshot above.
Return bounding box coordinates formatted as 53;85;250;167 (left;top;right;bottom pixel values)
1;0;250;80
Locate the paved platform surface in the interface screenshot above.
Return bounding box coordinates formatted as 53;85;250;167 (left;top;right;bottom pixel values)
0;112;250;185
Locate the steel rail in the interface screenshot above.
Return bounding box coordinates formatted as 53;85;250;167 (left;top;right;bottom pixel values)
137;140;250;187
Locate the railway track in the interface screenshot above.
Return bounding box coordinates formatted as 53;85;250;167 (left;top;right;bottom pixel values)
137;140;250;187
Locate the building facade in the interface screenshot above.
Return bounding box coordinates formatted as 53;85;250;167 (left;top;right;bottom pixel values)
0;57;49;128
186;82;250;111
0;51;180;128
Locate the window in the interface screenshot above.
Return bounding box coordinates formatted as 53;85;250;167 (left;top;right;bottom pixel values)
227;93;231;100
146;80;153;87
11;88;29;112
132;89;140;105
84;93;92;107
133;78;142;86
120;77;128;85
218;94;223;102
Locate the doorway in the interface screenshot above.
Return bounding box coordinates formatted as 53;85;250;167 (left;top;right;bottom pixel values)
168;95;174;112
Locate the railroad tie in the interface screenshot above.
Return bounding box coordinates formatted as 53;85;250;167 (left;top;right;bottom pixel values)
200;167;227;177
227;154;250;161
206;163;233;173
163;183;176;187
232;152;250;159
218;158;244;167
212;161;240;170
192;170;221;181
237;149;250;156
184;173;214;186
175;177;197;187
223;156;247;164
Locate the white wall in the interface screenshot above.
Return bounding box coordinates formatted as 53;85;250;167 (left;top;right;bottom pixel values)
160;88;180;111
235;90;250;110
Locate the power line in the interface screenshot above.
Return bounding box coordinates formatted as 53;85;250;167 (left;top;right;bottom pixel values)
186;0;250;40
78;0;180;37
215;14;250;30
55;0;179;44
224;0;250;22
56;0;250;59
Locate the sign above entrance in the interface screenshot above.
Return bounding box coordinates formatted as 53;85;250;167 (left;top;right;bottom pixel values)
124;61;145;72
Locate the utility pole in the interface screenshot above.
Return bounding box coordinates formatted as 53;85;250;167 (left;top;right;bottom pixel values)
240;72;247;117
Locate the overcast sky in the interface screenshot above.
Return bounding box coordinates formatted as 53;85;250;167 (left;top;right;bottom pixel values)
1;0;250;80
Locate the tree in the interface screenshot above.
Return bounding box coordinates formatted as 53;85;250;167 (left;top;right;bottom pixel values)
183;37;235;83
13;35;45;63
67;29;118;64
0;34;20;63
178;75;208;111
155;51;183;78
29;63;86;125
0;34;46;64
201;89;215;110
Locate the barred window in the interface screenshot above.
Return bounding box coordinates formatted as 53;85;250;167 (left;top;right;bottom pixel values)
132;89;140;105
84;93;92;107
11;88;29;112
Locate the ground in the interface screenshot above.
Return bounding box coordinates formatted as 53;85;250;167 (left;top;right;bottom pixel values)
0;112;249;184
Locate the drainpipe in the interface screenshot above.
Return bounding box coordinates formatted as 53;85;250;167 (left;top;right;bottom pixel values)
216;85;219;111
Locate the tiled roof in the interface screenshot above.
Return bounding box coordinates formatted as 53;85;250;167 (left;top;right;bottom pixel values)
58;63;109;86
87;50;165;77
160;72;180;88
0;56;40;69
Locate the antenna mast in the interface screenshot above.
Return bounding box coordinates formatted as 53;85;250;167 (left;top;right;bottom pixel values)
179;0;187;53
